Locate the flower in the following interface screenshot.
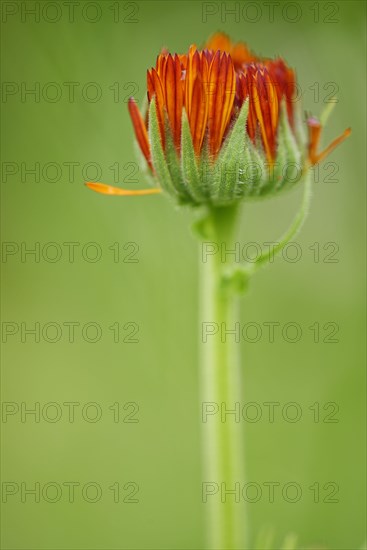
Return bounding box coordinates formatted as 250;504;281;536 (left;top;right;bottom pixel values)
86;33;350;205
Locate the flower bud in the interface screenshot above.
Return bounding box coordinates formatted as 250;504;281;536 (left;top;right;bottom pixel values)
87;33;350;203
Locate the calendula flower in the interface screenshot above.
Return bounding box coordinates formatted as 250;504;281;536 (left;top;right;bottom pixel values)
87;33;350;205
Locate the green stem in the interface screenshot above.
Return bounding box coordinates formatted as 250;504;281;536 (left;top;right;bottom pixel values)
200;204;247;549
197;175;312;548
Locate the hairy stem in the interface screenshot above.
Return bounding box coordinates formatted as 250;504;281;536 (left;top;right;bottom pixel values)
199;204;247;549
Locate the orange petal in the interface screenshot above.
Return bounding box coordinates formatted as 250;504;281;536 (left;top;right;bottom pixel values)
316;127;351;164
266;59;295;126
251;70;275;163
231;41;258;67
260;68;278;161
205;32;232;53
86;182;161;196
207;51;221;156
156;53;167;80
219;54;236;143
307;118;322;165
178;53;189;70
164;54;183;151
264;69;278;132
185;49;209;156
185;46;199;116
127;98;152;170
207;52;236;157
308;119;351;165
238;72;254;136
189;76;208;155
205;32;260;70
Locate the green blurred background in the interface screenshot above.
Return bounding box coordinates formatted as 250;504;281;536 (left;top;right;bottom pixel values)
1;1;365;548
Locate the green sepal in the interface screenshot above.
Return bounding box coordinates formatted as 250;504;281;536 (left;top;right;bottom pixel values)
243;141;267;198
270;124;288;193
211;100;249;204
181;109;205;203
213;102;247;202
148;99;178;198
249;137;275;199
198;140;216;199
277;102;303;191
293;97;307;153
207;98;272;202
163;114;192;203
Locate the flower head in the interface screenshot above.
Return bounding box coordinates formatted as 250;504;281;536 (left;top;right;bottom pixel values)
87;33;350;205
